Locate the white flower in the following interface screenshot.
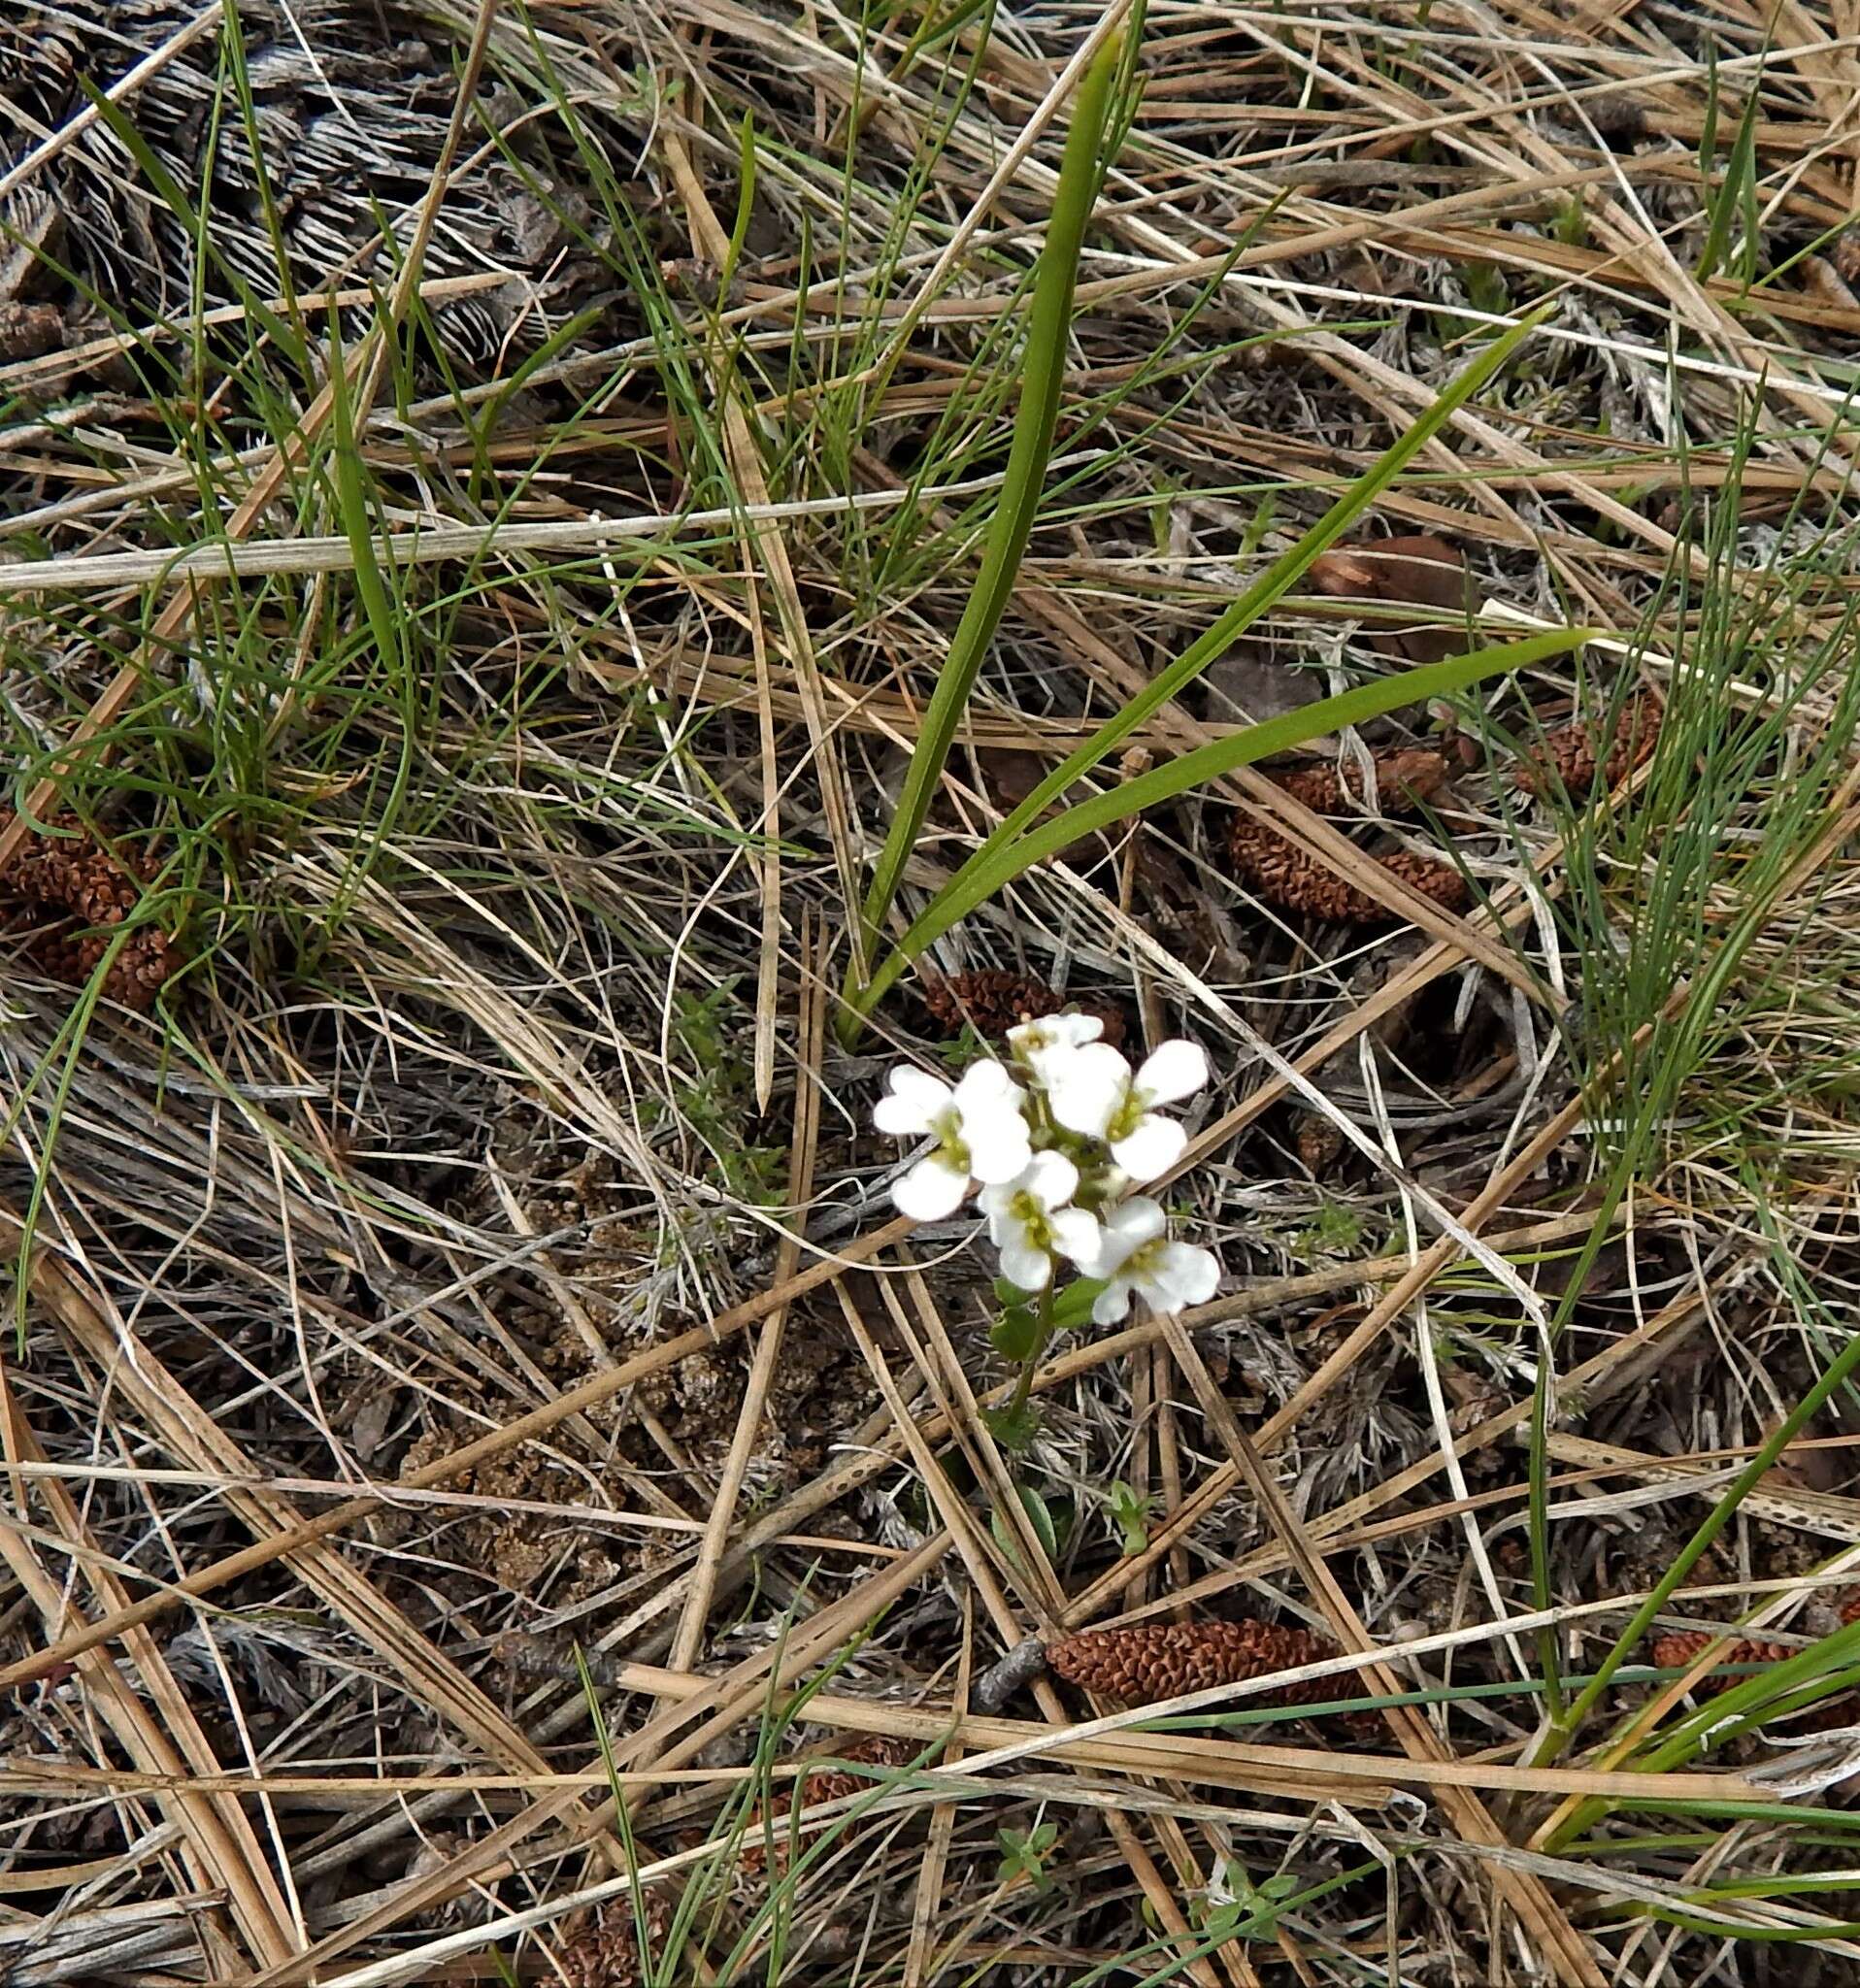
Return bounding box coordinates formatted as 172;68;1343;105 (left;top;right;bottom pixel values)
1006;1011;1104;1088
1046;1038;1209;1181
874;1059;1032;1221
1084;1197;1220;1324
978;1152;1103;1291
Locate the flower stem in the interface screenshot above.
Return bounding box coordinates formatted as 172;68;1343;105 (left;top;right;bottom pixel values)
1003;1286;1059;1430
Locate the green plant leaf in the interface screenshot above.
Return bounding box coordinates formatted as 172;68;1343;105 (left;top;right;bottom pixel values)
853;26;1125;964
863;626;1592;1007
845;302;1564;1029
989;1302;1046;1363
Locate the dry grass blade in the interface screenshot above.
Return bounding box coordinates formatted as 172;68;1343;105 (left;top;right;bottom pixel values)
7;0;1860;1977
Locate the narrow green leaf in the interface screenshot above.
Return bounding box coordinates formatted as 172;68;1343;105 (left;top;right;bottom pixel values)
854;27;1125;961
845;302;1558;1031
860;627;1592;1011
721;112;758;294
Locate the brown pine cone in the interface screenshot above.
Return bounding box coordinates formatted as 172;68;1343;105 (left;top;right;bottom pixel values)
1228;816;1467;926
1650;1631;1857;1731
1833;226;1860;290
1049;1619;1376;1733
740;1733;915;1872
1270;747;1451;818
554;1890;676;1988
1650;1632;1799;1678
920;969;1125;1048
0;810;182;1011
1515;692;1661;797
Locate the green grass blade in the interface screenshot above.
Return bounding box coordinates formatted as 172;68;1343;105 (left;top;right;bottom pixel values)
856;627;1588;1011
853;26;1125;964
845;302;1556;1030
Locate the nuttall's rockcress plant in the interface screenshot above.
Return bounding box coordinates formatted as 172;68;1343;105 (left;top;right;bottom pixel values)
874;1015;1218;1442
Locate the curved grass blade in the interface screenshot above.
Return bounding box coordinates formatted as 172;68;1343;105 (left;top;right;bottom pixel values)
857;627;1591;1014
853;26;1125;965
843;302;1557;1031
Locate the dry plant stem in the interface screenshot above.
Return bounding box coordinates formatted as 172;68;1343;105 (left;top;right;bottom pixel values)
1156;1311;1607;1988
0;0;501;876
665;917;827;1675
246;1534;953;1987
0;1204;1605;1697
834;1285;1231;1988
13;1200;649;1905
658;116;858;1048
0;1210;913;1693
0;1367;296;1973
17;1661;1777;1808
1133;1278;1724;1631
1063;1079;1603;1629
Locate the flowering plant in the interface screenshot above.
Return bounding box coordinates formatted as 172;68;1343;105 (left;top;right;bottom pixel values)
874;1014;1219;1440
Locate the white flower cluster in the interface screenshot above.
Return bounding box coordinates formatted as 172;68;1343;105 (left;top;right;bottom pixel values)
874;1014;1220;1324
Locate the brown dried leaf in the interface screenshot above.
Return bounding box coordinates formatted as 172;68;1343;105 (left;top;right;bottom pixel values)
1307;534;1469;663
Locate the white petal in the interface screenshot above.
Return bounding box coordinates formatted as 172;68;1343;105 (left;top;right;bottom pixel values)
1048;1207;1103;1267
1007;1012;1103;1069
1091;1279;1134;1325
997;1235;1051;1291
963;1110;1032;1186
1020;1150;1079;1210
982;1207;1020;1247
1157;1242;1221;1308
976;1178;1019;1219
891;1155;969;1221
1098;1197;1168;1262
1137;1039;1209;1107
953;1058;1024;1115
874;1066;950;1135
1046;1043;1131;1138
1111;1115;1186;1182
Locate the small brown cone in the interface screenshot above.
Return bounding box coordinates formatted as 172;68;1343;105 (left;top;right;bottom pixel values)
740;1733;915;1872
1515;692;1661;798
1270;747;1451;818
554;1890;676;1988
1048;1619;1374;1733
1228;817;1466;925
920;969;1125;1048
1649;1631;1857;1732
0;810;183;1011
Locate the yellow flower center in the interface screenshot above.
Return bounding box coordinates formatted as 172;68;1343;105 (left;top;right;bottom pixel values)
1010;1189;1052;1246
1106;1088;1146;1143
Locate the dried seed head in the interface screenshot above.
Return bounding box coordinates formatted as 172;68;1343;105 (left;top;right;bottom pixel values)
920;969;1125;1048
0;811;183;1011
739;1733;916;1872
1228;816;1467;925
1516;693;1662;798
1048;1618;1371;1731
